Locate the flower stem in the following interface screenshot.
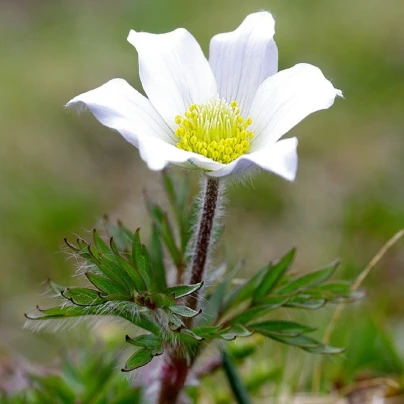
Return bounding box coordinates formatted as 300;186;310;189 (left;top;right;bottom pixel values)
189;177;220;310
157;177;221;404
157;348;188;404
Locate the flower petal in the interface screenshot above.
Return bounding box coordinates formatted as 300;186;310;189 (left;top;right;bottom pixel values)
127;28;217;129
136;136;224;172
207;137;298;181
66;78;175;147
209;12;278;115
249;63;342;150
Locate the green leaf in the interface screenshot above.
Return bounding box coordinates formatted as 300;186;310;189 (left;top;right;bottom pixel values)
85;272;126;295
222;349;251;404
140;244;155;291
62;288;105;306
145;198;182;267
192;325;224;338
231;297;290;324
125;334;163;355
162;171;177;209
25;305;99;320
203;261;244;324
30;375;76;403
132;228;143;270
162;171;191;252
165;282;204;299
99;293;132;301
268;334;320;348
112;306;160;334
169;305;202;318
48;280;65;295
303;344;345;355
224;264;271;310
151;292;175;309
249;320;316;337
254;248;296;303
79;238;130;292
104;218;133;251
285;296;326;310
179;328;204;341
107;246;147;293
91;256;129;292
220;325;253;341
277;260;339;295
269;333;344;355
315;281;351;295
75;238;93;261
313;282;364;301
26;304;160;335
122;348;154;372
168;313;184;330
125;334;162;350
92;229;113;256
131;229;153;291
150;225;167;291
92;229;147;293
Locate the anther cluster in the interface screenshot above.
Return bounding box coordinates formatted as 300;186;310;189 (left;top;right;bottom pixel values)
175;98;254;164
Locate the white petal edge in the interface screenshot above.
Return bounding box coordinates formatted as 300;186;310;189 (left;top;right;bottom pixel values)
249;63;342;150
136;135;225;172
207;137;298;181
128;28;217;130
66;79;175;147
209;12;278;116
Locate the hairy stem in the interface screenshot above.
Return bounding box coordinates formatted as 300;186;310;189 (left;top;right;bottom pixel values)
157;177;221;404
157;347;188;404
189;177;220;310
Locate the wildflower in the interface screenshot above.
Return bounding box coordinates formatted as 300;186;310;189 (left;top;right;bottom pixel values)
67;12;341;181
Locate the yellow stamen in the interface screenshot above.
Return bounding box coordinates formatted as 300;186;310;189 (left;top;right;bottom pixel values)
175;98;254;164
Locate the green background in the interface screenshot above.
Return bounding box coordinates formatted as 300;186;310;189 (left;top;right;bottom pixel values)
1;0;403;395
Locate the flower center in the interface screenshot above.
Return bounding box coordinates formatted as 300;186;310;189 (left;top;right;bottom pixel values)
175;98;254;164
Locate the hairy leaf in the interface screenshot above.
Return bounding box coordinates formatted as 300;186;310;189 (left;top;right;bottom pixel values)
106;247;147;293
62;288;105;306
25;305;101;320
168;313;184;330
165;282;204;299
180;328;204;341
122;348;154;372
103;219;133;252
126;334;163;355
169;305;202;318
125;334;162;350
48;280;66;295
85;272;126;295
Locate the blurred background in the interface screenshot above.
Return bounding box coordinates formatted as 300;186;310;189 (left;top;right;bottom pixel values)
1;0;403;398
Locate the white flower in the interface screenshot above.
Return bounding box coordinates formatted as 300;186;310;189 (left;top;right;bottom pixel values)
67;12;341;181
